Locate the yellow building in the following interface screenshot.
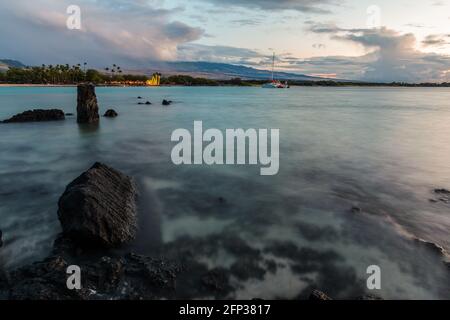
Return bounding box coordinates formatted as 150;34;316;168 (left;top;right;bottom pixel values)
146;73;161;86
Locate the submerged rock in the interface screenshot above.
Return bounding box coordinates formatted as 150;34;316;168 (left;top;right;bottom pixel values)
309;289;332;300
77;84;99;124
432;188;450;204
162;99;172;106
2;109;65;123
57;162;137;248
350;206;362;213
104;109;118;117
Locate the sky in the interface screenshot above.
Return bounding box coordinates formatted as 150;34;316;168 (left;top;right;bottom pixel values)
1;0;450;82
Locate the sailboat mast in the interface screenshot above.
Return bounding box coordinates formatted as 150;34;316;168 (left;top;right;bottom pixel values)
272;52;275;81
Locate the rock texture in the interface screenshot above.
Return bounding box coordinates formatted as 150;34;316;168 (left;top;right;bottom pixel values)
309;289;332;300
104;109;118;117
77;84;99;124
2;109;65;123
57;162;137;248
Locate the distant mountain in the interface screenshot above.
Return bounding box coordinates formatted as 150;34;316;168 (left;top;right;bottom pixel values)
144;61;344;81
0;59;26;70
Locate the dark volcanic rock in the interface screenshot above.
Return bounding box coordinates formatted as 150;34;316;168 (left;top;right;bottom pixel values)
145;101;152;105
2;109;65;123
350;206;362;213
104;109;118;117
432;188;450;204
57;162;137;248
309;289;332;300
77;84;99;124
0;229;3;248
8;256;89;300
162;99;172;106
355;294;383;300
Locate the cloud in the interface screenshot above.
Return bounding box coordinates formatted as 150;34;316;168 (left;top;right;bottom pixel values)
422;34;450;47
0;0;204;67
177;43;264;65
198;0;338;14
306;23;450;82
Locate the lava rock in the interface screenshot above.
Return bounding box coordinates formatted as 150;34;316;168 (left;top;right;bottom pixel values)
350;206;362;213
77;84;99;124
162;99;172;106
8;256;89;300
309;289;332;300
57;162;137;248
2;109;65;123
104;109;118;117
355;294;383;300
432;188;450;204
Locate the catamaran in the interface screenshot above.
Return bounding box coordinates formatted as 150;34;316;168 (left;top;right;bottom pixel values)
262;53;289;89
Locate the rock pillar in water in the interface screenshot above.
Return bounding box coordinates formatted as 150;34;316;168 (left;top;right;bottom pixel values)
77;84;99;124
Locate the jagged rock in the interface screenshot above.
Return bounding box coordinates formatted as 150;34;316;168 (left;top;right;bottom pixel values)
57;162;137;248
2;109;65;123
309;289;332;300
350;206;361;213
432;188;450;204
77;84;99;124
162;99;172;106
104;109;118;117
355;294;383;300
8;256;89;300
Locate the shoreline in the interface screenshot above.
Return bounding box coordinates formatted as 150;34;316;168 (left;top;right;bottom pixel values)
2;83;450;88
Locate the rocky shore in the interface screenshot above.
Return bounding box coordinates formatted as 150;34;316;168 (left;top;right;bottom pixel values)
0;161;390;300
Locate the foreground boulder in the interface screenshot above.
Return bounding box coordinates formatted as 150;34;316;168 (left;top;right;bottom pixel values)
77;84;99;124
57;162;137;248
104;109;118;117
2;109;65;123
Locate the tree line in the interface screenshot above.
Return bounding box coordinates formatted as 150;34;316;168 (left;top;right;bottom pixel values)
1;65;449;87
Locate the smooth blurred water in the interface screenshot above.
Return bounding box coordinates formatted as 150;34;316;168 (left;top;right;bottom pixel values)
0;86;449;299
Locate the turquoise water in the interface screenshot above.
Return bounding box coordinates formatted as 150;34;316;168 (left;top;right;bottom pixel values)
0;86;449;299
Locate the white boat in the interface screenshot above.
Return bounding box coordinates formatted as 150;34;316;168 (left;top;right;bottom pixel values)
262;53;289;89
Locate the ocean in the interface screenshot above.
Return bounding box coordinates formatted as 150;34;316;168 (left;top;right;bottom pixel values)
0;86;449;299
